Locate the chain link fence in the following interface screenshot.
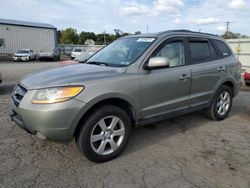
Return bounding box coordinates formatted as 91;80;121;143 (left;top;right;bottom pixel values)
58;44;105;55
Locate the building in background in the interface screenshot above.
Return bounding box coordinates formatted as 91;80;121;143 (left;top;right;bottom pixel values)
84;39;96;45
0;18;57;56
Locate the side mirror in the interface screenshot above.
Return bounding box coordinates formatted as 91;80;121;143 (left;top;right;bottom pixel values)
146;57;170;70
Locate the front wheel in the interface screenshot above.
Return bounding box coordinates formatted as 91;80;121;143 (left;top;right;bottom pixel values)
206;85;233;121
76;105;131;162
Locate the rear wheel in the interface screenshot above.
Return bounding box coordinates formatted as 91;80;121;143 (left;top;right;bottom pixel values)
245;82;250;87
76;105;131;162
206;85;233;121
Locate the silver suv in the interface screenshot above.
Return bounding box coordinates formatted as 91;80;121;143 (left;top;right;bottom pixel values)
10;30;241;162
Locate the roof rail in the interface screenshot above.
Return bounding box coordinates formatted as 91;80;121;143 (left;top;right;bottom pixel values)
158;30;218;37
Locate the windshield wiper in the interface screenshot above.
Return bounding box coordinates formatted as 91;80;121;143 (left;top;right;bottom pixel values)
86;61;108;66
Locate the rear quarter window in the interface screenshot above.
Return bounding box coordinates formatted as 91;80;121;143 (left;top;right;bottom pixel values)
213;40;231;57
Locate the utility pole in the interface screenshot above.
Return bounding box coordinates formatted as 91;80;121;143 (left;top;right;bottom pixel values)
146;25;149;33
225;21;230;38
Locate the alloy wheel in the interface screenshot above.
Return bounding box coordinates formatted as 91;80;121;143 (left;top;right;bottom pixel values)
90;116;125;155
216;91;231;116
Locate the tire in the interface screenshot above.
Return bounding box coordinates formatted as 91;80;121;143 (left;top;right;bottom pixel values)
245;82;250;87
76;105;131;162
206;85;233;121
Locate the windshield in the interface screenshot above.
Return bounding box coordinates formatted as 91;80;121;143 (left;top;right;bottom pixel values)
87;37;155;67
16;50;29;53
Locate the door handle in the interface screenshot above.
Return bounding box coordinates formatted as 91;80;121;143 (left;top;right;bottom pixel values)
179;74;190;81
217;67;226;72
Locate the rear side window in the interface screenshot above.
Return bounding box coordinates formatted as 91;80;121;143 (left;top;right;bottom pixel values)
213;40;231;57
189;41;211;63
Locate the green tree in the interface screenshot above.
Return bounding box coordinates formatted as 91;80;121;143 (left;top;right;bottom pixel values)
221;31;249;39
96;33;105;45
135;31;142;35
60;28;79;44
122;32;130;36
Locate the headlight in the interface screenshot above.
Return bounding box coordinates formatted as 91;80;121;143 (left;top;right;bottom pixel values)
32;86;84;104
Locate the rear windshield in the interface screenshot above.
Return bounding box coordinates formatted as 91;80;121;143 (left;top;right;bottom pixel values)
74;49;82;52
41;48;54;52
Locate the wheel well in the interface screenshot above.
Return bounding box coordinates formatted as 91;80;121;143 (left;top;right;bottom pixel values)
222;81;235;95
74;98;136;137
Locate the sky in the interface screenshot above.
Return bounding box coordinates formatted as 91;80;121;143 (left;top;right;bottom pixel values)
1;0;250;35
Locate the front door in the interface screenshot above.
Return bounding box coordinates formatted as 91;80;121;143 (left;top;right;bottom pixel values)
140;38;191;119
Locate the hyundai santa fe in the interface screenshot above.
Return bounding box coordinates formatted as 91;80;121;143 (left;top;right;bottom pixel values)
10;30;241;162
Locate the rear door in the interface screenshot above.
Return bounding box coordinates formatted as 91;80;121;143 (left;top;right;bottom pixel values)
187;38;226;107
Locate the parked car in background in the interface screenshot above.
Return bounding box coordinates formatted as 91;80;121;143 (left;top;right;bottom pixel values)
244;71;250;86
13;49;35;61
60;51;96;66
38;48;60;61
71;48;83;59
10;30;241;162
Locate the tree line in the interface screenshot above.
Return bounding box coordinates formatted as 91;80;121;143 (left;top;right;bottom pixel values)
57;28;249;45
57;28;142;45
221;31;249;39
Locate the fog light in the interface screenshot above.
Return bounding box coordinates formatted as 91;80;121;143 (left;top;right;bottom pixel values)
36;132;46;140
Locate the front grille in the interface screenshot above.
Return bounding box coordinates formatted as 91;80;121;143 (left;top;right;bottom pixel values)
11;84;28;107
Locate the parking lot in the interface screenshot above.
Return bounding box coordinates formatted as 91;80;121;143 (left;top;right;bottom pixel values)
0;61;250;188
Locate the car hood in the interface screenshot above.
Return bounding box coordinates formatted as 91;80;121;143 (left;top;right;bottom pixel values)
14;53;29;56
20;64;127;89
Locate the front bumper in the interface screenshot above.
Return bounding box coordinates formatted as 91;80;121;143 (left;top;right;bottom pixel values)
9;89;85;142
13;56;29;61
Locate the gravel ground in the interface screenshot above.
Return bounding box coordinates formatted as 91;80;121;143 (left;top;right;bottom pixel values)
0;62;250;188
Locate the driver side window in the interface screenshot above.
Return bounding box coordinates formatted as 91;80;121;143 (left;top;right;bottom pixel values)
154;41;184;67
